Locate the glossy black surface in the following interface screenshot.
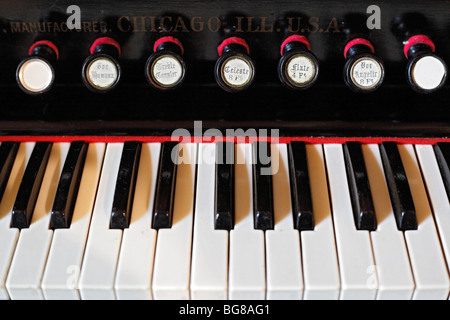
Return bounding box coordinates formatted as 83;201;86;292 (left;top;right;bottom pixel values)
152;141;178;229
434;143;450;201
0;0;448;136
50;141;88;229
252;142;274;230
379;142;417;231
0;142;19;201
343;142;376;231
10;142;52;229
214;142;235;230
110;141;141;229
288;141;314;230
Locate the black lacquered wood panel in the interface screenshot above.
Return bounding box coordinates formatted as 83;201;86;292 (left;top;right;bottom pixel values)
0;0;446;133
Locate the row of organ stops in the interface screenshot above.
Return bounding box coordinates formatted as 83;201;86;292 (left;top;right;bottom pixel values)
16;33;448;95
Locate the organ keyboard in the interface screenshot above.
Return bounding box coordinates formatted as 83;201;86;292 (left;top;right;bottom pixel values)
0;0;449;302
0;138;449;300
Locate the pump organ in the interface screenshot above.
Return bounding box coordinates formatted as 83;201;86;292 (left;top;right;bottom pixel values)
0;0;449;300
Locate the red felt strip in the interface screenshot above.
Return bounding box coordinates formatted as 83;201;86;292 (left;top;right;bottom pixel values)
90;37;122;57
153;36;184;55
403;35;435;58
217;37;250;56
280;35;311;56
344;38;375;59
0;135;448;145
29;41;59;60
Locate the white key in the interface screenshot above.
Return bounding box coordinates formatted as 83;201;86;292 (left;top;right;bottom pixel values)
6;143;70;300
399;144;450;299
0;143;34;299
41;143;105;300
301;144;340;300
363;144;415;300
78;143;124;300
190;143;228;300
265;144;303;299
415;145;450;277
229;143;265;300
324;144;377;299
152;143;197;299
114;143;160;300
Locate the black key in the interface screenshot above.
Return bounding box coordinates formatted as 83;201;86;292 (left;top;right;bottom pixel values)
214;142;234;230
288;142;314;230
434;143;450;201
152;142;178;229
50;141;88;229
0;142;19;201
11;142;52;229
110;141;141;229
252;142;274;230
379;142;417;231
343;142;377;231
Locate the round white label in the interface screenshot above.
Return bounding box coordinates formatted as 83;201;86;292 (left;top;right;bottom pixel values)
286;54;316;85
151;55;183;87
350;57;382;89
86;57;118;89
221;57;252;87
412;56;446;90
18;58;54;93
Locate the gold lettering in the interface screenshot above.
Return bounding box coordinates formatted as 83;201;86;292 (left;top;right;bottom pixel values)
324;17;341;33
60;22;68;32
10;22;21;33
287;17;301;33
100;21;108;33
28;22;37;33
160;16;173;32
82;21;91;32
132;16;147;32
190;16;204;32
247;17;260;32
148;16;157;32
235;16;244;32
207;16;221;32
53;22;61;32
92;21;99;32
22;22;30;33
174;16;189;32
308;17;320;33
117;16;131;32
260;17;273;32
